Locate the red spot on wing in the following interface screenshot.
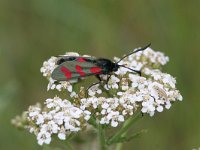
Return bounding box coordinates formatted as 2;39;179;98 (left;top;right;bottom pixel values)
77;58;86;62
61;66;72;79
76;65;86;76
90;67;102;74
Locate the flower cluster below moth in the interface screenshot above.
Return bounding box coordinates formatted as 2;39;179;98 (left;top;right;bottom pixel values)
13;47;182;145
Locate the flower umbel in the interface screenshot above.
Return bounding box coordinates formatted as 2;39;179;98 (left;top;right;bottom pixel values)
12;47;182;147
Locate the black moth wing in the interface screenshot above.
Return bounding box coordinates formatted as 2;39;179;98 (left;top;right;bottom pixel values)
56;56;96;65
51;56;103;81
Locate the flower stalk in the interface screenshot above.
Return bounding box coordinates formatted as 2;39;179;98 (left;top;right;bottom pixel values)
98;124;107;150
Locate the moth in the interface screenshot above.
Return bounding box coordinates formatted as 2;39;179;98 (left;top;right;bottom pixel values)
51;44;150;88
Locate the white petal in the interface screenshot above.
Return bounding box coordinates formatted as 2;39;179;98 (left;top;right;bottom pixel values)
111;120;118;127
156;105;163;112
58;133;66;140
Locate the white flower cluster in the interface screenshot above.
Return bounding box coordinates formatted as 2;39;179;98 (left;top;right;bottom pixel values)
17;46;182;145
40;56;57;77
27;97;91;145
114;47;169;71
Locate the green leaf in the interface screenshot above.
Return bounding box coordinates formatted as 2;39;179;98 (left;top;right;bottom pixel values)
108;129;147;144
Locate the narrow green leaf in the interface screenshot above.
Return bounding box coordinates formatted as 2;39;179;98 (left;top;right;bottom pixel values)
110;129;147;144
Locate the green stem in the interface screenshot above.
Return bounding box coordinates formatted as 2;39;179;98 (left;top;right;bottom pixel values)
115;142;123;150
88;114;98;128
67;133;76;141
66;142;75;150
108;112;142;146
115;131;127;150
99;124;107;150
115;119;130;150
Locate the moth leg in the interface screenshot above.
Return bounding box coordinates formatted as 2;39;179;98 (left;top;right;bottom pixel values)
53;80;59;84
106;74;112;89
86;82;101;98
96;74;111;89
95;75;102;82
86;75;102;96
87;81;101;91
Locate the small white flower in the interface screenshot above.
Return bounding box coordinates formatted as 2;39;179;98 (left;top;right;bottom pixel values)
102;103;109;109
36;114;44;125
53;112;64;125
65;52;79;56
40;57;57;77
111;120;118;127
100;118;109;125
141;97;155;114
28;106;41;118
165;101;171;109
56;84;62;91
101;109;106;115
88;84;102;96
117;92;123;96
47;121;59;133
58;132;66;140
83;110;91;121
115;67;129;75
177;94;183;101
163;74;176;88
156;105;164;112
118;115;125;122
58;126;66;140
107;75;120;89
69;107;83;119
37;130;51;145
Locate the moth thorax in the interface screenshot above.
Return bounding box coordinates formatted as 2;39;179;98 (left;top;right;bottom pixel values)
112;63;119;72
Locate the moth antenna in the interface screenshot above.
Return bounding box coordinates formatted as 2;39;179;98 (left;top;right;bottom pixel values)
116;43;151;63
119;65;141;76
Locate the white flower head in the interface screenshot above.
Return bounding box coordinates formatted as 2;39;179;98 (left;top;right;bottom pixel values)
15;46;182;146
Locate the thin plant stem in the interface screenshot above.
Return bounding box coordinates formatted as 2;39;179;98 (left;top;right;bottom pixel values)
66;142;75;150
67;133;76;141
115;132;126;150
88;114;98;128
115;118;131;150
115;143;123;150
98;124;107;150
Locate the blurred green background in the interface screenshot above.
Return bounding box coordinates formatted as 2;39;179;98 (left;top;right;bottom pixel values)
0;0;199;150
